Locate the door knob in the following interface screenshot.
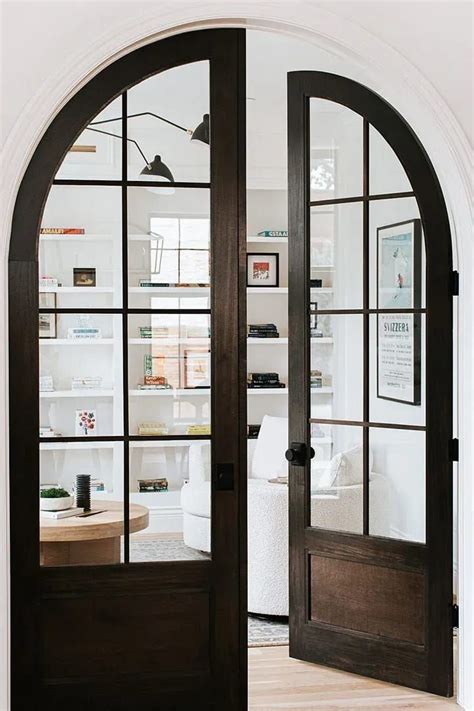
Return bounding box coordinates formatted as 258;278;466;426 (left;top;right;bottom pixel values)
285;442;315;466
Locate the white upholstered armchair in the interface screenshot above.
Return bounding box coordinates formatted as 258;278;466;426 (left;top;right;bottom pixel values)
181;415;390;616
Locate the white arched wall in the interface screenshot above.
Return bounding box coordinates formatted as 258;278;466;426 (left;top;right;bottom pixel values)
1;4;472;710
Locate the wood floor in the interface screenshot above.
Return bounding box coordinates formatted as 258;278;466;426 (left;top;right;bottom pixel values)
248;646;459;710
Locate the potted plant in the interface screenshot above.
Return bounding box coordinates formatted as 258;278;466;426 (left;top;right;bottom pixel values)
40;487;74;511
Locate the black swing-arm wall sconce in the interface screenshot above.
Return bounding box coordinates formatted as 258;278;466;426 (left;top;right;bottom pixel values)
85;112;210;182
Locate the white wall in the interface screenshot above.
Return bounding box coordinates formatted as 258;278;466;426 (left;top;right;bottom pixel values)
1;3;472;710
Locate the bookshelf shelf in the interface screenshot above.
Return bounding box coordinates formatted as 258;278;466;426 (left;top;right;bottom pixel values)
247;337;333;345
247;236;288;244
129;338;209;346
40;389;114;398
40;286;114;294
40;234;115;242
40;339;115;346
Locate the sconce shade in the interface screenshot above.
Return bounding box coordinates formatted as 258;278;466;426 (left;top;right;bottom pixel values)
140;155;174;182
191;114;210;145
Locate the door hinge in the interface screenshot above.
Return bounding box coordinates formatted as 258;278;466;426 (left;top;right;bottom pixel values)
451;270;459;296
452;603;459;628
449;438;459;462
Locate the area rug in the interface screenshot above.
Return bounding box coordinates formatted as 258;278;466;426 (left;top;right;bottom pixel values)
248;614;289;647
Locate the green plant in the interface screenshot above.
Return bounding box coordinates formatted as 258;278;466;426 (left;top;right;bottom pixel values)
40;487;71;499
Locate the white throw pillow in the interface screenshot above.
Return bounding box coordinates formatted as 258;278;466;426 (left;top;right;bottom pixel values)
311;452;341;491
251;415;288;479
333;444;373;486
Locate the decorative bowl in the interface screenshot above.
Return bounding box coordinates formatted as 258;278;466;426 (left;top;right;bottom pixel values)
40;495;74;511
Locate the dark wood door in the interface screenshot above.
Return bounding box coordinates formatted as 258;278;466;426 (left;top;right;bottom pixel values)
287;71;454;695
9;30;247;711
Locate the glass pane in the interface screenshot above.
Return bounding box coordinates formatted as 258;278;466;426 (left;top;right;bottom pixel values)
39;314;123;436
369;197;425;309
310;424;363;533
55;97;122;180
127;61;209;184
310;314;363;422
128;314;211;436
128;187;210;309
369;428;425;543
310;203;363;309
369;125;412;195
310;99;363;200
370;313;425;426
40;186;122;308
40;442;124;566
129;441;211;561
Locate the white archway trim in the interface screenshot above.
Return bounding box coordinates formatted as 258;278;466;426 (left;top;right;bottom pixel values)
1;5;472;710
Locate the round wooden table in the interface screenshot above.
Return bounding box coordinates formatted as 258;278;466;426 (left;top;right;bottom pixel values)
40;501;149;566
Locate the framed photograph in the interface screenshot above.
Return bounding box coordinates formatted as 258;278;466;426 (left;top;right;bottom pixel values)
184;347;210;388
75;410;97;436
247;253;279;287
73;267;96;287
39;292;57;339
376;219;422;405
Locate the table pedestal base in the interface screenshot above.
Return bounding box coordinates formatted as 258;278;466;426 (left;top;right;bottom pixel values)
40;537;121;566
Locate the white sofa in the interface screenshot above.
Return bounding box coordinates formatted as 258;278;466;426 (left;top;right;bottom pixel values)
181;415;390;616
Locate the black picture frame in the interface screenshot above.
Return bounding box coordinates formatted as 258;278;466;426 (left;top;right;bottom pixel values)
246;252;279;287
376;218;422;405
73;267;96;287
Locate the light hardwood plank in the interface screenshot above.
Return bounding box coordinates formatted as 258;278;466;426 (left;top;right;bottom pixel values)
248;646;459;709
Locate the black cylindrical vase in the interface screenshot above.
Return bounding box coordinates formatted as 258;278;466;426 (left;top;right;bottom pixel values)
75;474;91;511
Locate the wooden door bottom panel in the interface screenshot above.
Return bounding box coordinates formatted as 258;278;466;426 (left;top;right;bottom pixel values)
42;672;213;711
292;624;431;693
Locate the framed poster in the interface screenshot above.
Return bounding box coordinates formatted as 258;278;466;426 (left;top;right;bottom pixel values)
247;253;279;287
376;219;422;405
184;347;210;388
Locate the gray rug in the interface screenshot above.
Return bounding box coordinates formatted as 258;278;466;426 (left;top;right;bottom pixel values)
248;614;289;647
129;537;289;647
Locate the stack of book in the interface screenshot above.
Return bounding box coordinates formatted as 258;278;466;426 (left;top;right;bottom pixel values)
40;426;62;438
41;507;83;520
71;376;102;390
40;375;54;392
138;478;168;493
186;424;211;435
139;326;170;338
39;276;59;288
257;230;288;238
139;355;172;389
310;370;323;388
247;372;285;389
248;424;261;438
68;327;101;339
40;228;85;235
138;422;169;436
248;323;279;339
91;478;105;492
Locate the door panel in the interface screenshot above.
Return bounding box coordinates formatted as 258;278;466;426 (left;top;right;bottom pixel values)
10;29;246;711
288;71;453;696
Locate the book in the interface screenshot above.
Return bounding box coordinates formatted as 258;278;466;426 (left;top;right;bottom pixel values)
137;384;172;390
67;328;101;339
138;423;169;436
39;277;59;288
71;377;102;390
257;230;288;238
186;424;211;435
144;375;168;386
40;507;84;519
40;228;85;235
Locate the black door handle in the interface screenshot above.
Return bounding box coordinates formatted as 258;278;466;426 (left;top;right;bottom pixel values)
285;442;315;466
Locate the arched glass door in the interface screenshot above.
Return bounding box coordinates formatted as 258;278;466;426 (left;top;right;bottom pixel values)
287;71;454;696
9;29;247;710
